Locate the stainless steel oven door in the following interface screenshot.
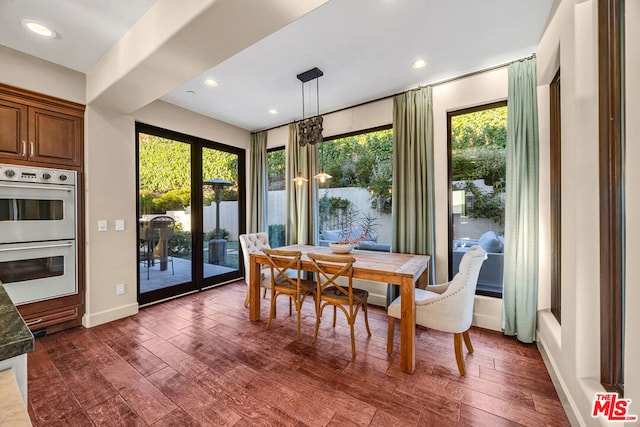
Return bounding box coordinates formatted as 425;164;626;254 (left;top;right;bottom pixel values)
0;181;75;244
0;240;77;305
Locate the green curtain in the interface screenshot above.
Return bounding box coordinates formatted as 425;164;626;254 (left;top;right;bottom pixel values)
286;123;317;245
503;58;539;343
249;131;268;233
391;86;436;285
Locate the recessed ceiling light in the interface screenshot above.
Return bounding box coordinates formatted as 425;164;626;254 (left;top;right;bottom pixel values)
21;19;56;38
204;79;218;87
411;59;427;69
268;109;278;115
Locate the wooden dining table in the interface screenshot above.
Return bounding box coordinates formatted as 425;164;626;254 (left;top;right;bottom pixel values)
248;244;430;374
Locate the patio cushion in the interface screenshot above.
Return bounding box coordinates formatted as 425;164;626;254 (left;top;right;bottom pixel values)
478;231;503;253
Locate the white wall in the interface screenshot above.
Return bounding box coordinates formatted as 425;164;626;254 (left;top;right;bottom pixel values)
534;1;639;425
0;45;85;103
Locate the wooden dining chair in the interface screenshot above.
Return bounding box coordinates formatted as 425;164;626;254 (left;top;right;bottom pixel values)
308;252;371;357
263;249;316;339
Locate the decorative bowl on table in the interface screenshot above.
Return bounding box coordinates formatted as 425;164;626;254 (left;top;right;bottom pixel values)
329;242;355;254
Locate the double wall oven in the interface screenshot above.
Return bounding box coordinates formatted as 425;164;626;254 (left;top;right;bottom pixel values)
0;163;77;306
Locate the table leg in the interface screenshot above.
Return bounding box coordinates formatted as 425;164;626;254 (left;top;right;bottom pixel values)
400;276;416;374
249;255;261;321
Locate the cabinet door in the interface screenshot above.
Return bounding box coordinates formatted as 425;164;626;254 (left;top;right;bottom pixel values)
0;98;28;161
28;107;82;166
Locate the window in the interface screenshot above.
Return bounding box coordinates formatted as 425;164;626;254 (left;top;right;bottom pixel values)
448;101;507;297
267;147;286;248
317;127;392;251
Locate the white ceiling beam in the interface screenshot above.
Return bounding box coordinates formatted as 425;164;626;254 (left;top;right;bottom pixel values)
87;0;329;114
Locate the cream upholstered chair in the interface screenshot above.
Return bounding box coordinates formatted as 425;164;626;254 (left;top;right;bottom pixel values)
386;245;487;375
239;233;272;307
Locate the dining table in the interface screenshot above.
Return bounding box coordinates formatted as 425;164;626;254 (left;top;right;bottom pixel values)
248;244;430;374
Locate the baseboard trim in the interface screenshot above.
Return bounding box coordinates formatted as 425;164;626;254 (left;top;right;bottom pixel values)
537;312;584;427
472;295;502;331
82;302;138;328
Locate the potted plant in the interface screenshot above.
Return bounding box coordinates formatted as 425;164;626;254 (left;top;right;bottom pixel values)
329;210;379;253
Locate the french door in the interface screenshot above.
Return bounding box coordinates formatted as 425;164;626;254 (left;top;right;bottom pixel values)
136;123;245;305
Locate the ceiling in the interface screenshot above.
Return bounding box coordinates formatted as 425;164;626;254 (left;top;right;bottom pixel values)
0;0;555;133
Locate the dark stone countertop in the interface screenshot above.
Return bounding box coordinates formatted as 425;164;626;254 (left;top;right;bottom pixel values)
0;284;34;362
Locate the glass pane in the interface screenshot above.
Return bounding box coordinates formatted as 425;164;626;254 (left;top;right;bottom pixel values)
0;257;64;283
0;199;63;221
318;129;393;252
138;134;191;291
450;105;507;296
202;146;240;279
267;148;286;248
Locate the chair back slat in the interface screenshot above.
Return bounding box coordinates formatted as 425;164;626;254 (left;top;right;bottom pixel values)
308;253;355;298
263;249;301;289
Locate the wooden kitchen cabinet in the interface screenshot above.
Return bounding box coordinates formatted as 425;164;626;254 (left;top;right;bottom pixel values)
0;84;84;167
0;83;85;334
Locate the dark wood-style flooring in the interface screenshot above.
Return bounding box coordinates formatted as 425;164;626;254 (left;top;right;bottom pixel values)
26;280;570;426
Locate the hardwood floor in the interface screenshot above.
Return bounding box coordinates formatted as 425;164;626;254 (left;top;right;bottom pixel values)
26;280;570;426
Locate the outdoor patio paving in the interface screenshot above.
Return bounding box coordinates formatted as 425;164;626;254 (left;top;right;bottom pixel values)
139;256;238;293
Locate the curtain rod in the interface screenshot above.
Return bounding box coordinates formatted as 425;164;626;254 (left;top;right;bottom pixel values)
412;52;536;90
255;53;536;134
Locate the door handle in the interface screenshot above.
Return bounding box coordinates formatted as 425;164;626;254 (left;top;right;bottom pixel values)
29;141;34;157
21;140;26;157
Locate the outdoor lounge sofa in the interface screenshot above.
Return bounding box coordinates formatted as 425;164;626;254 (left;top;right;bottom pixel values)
452;230;504;295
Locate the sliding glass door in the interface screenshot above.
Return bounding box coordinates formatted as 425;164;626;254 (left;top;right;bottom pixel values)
136;123;244;305
201;146;241;281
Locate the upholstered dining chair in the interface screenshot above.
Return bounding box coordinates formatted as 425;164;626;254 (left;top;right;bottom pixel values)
263;249;316;339
386;245;487;375
308;252;371;357
239;233;272;307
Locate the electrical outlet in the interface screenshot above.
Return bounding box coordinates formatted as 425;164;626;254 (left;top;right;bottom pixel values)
98;220;107;232
116;283;125;295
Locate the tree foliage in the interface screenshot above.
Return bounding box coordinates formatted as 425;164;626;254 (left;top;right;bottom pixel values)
321;129;393;189
450;106;507;151
138;134;239;213
451;105;508;224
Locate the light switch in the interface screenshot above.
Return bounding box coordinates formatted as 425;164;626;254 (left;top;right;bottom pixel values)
98;220;107;232
115;219;125;231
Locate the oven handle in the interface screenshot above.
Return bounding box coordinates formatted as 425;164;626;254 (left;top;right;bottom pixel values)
0;183;73;192
0;242;73;252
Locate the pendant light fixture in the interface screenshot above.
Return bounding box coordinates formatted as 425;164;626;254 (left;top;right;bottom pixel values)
292;67;331;185
296;67;324;147
314;142;332;183
292;173;308;187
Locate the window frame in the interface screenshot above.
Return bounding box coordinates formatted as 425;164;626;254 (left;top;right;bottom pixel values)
598;0;625;395
135;122;246;305
447;100;507;298
550;69;562;323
